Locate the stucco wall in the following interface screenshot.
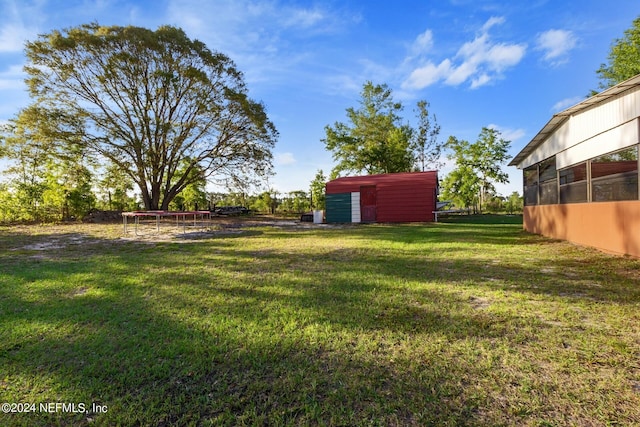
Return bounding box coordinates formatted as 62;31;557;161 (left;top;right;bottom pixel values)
523;201;640;257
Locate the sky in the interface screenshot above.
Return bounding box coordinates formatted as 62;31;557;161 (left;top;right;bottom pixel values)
0;0;638;197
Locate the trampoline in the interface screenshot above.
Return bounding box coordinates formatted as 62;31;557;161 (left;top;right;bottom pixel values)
122;210;211;235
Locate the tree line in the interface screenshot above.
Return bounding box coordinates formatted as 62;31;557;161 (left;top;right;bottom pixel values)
322;81;515;214
1;17;639;223
320;15;640;213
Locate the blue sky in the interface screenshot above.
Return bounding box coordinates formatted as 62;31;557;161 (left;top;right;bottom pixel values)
0;0;638;197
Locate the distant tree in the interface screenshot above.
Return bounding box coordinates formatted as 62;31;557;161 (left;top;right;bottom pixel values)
0;107;55;220
98;164;136;211
250;193;268;213
444;127;511;212
207;192;227;209
168;159;208;210
170;182;208;211
323;82;415;176
277;191;310;214
309;169;327;210
485;195;505;213
596;16;640;90
505;191;523;214
0;106;94;221
41;148;96;220
269;189;280;214
0;183;15;223
22;23;277;210
440;165;480;212
219;191;248;207
472;127;510;210
251;190;279;214
285;191;310;213
413;100;443;171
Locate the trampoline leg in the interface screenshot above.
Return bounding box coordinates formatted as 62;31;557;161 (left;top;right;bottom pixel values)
135;216;140;236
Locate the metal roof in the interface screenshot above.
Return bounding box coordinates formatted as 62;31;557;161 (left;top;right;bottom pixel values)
509;74;640;167
326;171;438;194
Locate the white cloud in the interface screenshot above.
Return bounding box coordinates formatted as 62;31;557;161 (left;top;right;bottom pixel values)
404;59;453;89
471;73;490;89
275;152;296;165
0;0;42;53
0;62;33;119
481;16;505;32
323;74;362;96
551;96;582;112
164;0;352;87
402;17;526;90
484;42;527;71
487;124;526;142
283;8;326;29
166;0;343;50
412;29;434;55
0;64;26;90
535;29;577;65
0;23;36;52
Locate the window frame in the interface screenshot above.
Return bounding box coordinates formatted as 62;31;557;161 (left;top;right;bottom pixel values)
523;165;539;206
559;162;588;204
538;156;558;205
590;145;639;202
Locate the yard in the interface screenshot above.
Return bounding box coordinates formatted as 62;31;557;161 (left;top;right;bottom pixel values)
1;216;639;426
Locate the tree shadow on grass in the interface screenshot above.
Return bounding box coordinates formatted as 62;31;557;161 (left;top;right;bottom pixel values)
0;252;496;426
330;221;531;249
0;230;517;426
1;222;639;425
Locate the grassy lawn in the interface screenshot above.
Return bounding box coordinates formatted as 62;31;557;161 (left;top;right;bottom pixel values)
1;216;639;426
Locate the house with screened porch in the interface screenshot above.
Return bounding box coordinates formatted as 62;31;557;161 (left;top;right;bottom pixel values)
510;74;640;257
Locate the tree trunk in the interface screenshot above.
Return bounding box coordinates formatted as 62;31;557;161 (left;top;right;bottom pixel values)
149;182;162;210
160;197;171;211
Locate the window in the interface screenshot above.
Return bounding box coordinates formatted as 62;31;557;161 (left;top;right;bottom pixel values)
591;146;638;202
523;166;538;206
538;157;557;205
559;163;587;203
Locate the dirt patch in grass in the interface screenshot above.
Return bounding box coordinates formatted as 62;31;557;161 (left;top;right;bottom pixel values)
1;217;302;246
469;295;491;310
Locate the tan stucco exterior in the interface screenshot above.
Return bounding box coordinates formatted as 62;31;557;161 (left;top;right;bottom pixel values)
523;201;640;257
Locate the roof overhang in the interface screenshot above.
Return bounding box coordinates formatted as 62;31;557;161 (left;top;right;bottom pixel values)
509;74;640;168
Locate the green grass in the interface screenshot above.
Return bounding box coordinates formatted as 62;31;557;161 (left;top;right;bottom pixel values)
1;216;639;426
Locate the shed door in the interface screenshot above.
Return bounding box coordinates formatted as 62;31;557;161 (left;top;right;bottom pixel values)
360;185;376;222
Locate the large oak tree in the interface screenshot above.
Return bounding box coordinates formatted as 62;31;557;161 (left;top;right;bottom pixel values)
23;23;277;210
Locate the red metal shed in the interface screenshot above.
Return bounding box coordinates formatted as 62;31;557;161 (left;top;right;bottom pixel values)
325;171;439;223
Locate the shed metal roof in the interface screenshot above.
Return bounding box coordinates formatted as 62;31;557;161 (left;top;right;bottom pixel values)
326;171;438;194
509;73;640;168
